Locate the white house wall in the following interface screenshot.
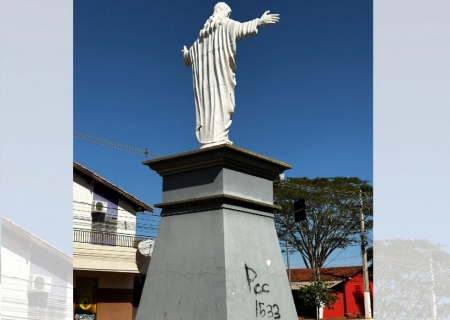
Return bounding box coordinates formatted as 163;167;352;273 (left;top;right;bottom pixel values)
2;222;73;320
117;199;137;236
1;235;31;320
65;279;74;320
73;173;94;231
73;172;138;235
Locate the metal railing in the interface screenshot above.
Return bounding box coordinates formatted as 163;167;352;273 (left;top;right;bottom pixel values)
73;229;152;248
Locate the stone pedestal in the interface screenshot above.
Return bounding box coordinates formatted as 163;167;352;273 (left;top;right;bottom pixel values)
136;145;297;320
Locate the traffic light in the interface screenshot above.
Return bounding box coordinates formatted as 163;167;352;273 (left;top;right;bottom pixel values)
294;198;306;222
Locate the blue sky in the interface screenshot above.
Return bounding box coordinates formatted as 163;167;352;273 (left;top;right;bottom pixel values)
74;0;372;267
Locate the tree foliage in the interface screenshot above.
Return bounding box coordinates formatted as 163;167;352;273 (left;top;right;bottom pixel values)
375;239;450;319
274;177;373;272
297;279;339;310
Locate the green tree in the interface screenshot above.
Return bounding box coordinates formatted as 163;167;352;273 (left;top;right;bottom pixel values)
297;279;339;310
375;239;450;319
274;177;373;276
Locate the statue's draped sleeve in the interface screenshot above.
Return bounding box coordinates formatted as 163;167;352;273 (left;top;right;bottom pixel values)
234;18;259;41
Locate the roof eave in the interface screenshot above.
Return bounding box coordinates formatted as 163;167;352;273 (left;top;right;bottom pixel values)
74;162;154;213
2;217;72;263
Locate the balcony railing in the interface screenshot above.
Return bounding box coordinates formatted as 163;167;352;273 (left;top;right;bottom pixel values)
73;229;152;248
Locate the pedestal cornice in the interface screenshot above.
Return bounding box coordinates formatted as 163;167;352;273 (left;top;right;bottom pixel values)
154;194;281;213
143;145;292;180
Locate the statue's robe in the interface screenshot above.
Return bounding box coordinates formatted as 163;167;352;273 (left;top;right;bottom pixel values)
184;18;259;148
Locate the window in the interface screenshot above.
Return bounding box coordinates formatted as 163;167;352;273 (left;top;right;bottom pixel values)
27;293;48;319
91;213;117;245
91;213;105;232
91;213;117;233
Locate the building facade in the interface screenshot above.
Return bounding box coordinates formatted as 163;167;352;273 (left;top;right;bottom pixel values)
289;266;374;319
73;162;154;320
1;216;73;320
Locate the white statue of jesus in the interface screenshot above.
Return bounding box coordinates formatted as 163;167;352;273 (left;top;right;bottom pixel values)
182;2;280;149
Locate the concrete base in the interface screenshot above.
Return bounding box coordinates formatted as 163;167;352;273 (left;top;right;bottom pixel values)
136;145;297;320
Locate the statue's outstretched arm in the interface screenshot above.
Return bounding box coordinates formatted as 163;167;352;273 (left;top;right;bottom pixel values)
257;11;280;27
181;45;191;66
235;11;280;41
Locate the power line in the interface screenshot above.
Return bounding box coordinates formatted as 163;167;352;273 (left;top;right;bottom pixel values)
289;254;364;268
73;202;160;224
73;200;158;216
323;249;347;268
376;256;432;263
74;131;164;159
0;171;72;199
72;201;160;238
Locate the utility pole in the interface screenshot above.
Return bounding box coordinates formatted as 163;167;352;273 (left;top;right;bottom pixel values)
293;199;317;319
430;258;437;320
286;232;291;287
359;189;372;319
287;197;306;288
285;211;292;287
313;261;319;320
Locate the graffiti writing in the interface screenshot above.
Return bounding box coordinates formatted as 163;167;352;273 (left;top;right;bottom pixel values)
254;283;270;294
245;264;281;319
256;301;280;319
245;264;257;292
245;264;270;294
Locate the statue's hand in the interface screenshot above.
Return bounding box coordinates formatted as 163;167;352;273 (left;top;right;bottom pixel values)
182;45;192;66
258;10;280;27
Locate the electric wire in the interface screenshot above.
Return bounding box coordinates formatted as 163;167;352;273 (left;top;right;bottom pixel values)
74;131;163;159
0;172;72;199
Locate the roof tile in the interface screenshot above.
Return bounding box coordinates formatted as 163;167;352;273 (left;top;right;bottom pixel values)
289;266;363;282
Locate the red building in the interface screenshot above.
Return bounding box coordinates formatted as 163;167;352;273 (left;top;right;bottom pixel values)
288;266;373;319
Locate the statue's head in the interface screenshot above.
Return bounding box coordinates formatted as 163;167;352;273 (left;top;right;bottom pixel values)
199;2;231;38
213;2;231;18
